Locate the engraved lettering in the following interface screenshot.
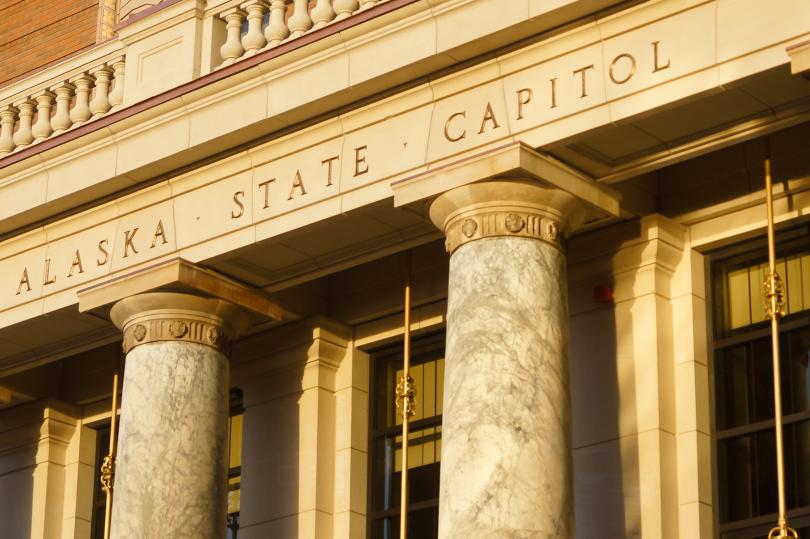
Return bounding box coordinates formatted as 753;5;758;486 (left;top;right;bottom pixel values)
573;64;595;98
444;111;466;142
97;239;109;266
16;268;31;295
354;145;369;177
123;228;139;258
68;249;84;277
150;220;168;249
652;40;670;72
231;191;245;219
478;102;500;134
550;78;558;108
43;258;56;285
516;88;533;120
609;53;636;85
258;179;275;209
288;170;307;200
322;155;340;186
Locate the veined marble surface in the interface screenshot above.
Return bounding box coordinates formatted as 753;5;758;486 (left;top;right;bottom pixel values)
111;341;229;539
438;236;574;538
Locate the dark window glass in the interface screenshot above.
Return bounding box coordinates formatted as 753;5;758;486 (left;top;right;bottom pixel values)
369;334;444;539
713;235;810;536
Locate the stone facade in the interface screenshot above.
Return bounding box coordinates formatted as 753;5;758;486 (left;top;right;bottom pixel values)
1;1;810;538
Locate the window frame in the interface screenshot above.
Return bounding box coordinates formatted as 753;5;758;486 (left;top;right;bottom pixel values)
366;331;445;539
708;226;810;538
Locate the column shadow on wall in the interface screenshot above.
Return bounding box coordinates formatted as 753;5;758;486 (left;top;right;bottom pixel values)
570;219;643;539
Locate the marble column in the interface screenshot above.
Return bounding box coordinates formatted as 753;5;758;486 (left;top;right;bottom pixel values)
108;292;250;539
429;179;590;539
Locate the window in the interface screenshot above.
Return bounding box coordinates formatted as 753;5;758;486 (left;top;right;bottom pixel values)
712;232;810;538
369;333;444;539
228;389;244;539
91;424;112;539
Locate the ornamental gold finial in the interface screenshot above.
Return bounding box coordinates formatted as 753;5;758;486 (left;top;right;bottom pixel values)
396;374;416;419
764;271;786;321
100;454;115;493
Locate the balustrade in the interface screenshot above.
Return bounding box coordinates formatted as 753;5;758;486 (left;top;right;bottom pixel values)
215;0;388;68
0;56;125;158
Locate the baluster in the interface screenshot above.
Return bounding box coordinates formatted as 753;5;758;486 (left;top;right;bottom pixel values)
219;8;246;66
31;90;55;143
12;99;35;149
50;82;75;135
360;0;377;8
264;0;290;47
288;0;313;39
311;0;336;29
89;65;113;118
108;58;126;108
69;74;93;127
240;0;268;55
0;106;17;156
333;0;358;20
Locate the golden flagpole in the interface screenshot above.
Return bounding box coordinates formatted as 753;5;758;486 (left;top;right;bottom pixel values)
763;157;798;539
396;252;415;539
101;366;120;539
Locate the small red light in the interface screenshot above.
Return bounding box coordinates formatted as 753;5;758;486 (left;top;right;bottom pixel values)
593;284;614;304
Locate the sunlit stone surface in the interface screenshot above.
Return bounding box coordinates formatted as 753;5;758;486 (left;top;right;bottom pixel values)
438;236;573;538
111;340;229;539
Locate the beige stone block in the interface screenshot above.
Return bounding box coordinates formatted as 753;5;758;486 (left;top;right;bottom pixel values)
518;104;612;149
335;348;370;393
671;294;708;367
570;307;621;448
254;197;342;243
186;81;270;147
339;84;433;134
574;436;642;538
435;0;527;53
122;16;203;104
675;361;710;435
335;387;368;452
178;227;256;263
503;42;605;135
717;0;810;63
609;67;720;125
346;14;436;86
169;150;252;197
333;510;365;539
0;246;47;311
636;429;677;538
677;430;712;506
114;113;191;176
0;299;44;331
45;137;121;204
174;170;253;249
603;3;715;103
251;138;344;223
426;79;510;162
0;168;47;223
109;200;176;272
333;448;367;515
339;104;433;196
678;501;713;538
266;50;350;120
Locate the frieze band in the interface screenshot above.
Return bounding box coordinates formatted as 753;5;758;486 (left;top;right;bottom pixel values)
443;208;567;255
121;315;228;354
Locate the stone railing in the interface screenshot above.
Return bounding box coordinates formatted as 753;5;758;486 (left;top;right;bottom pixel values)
216;0;389;67
0;56;126;158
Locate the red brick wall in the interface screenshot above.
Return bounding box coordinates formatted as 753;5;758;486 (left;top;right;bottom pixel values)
0;0;99;87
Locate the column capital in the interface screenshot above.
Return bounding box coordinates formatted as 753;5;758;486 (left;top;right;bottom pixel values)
429;179;583;254
78;258;282;354
111;292;248;354
392;142;621;255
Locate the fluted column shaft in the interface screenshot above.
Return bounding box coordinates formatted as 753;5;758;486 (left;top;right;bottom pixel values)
430;180;587;539
109;292;249;539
